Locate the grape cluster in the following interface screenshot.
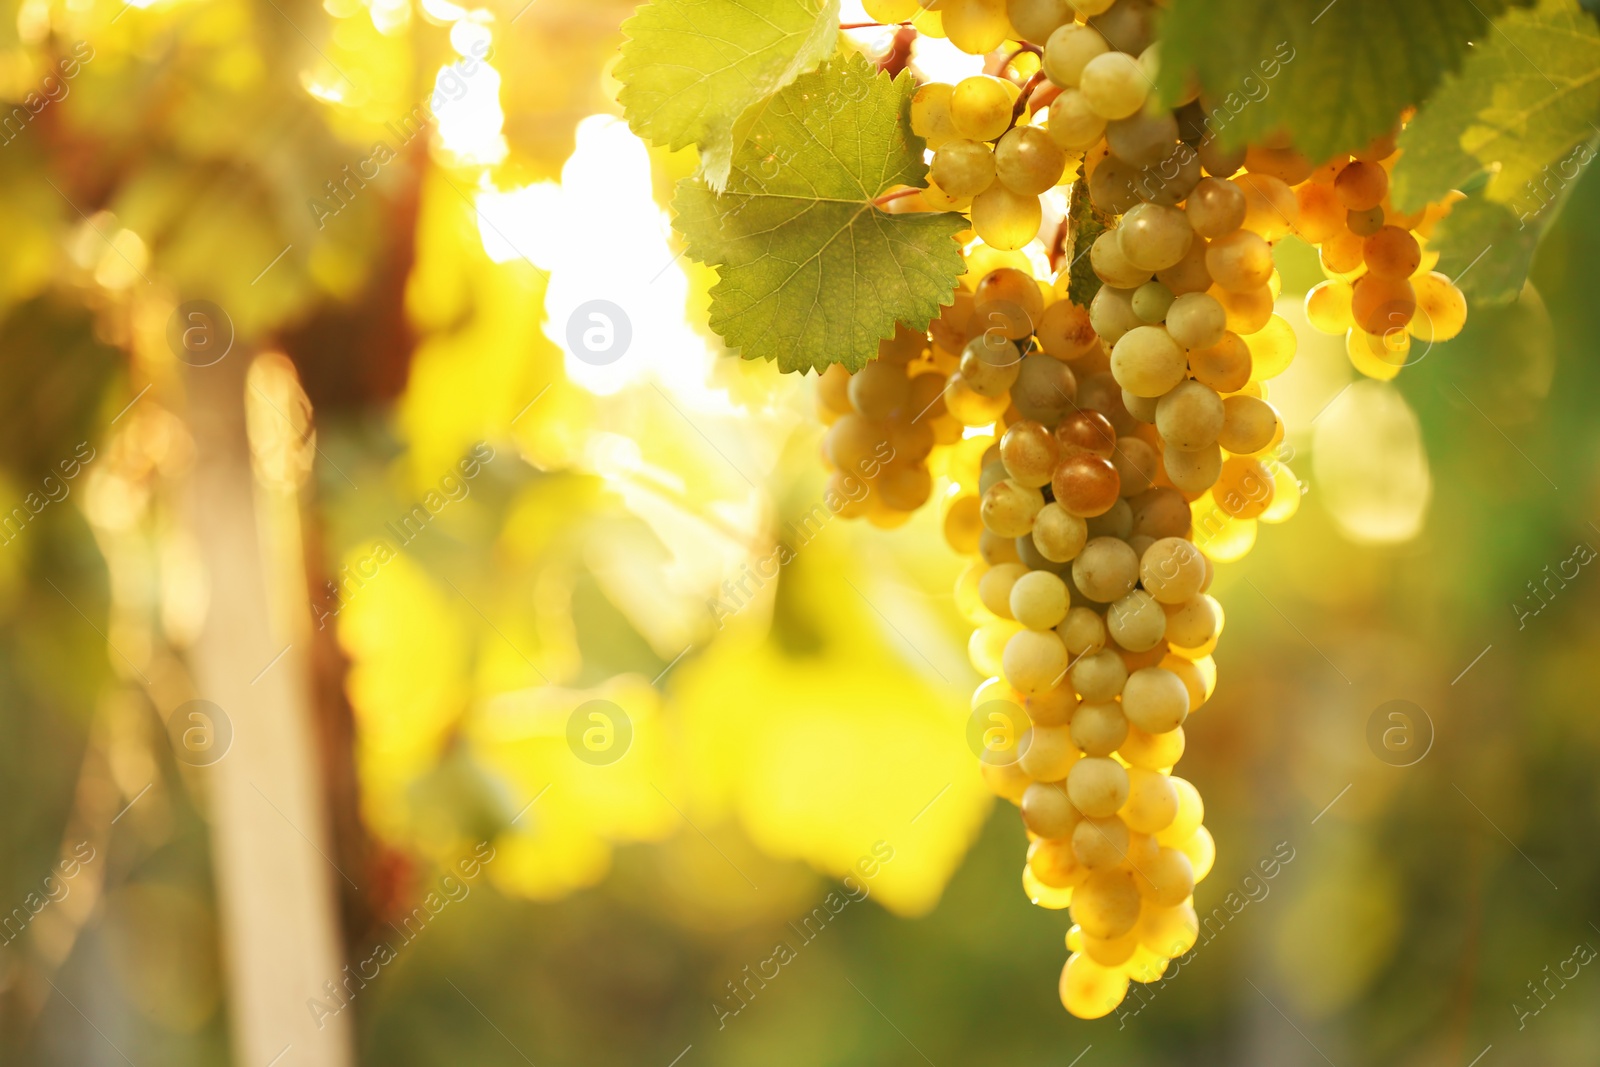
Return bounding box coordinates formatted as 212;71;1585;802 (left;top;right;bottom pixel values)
817;0;1471;1023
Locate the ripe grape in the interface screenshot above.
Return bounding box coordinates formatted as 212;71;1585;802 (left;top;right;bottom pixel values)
1334;160;1388;210
1233;173;1299;241
1011;354;1079;424
1105;110;1180;168
1057;409;1119;458
1118;202;1194;272
1060;951;1131;1019
1408;271;1468;342
1043;23;1110;88
1049;89;1108;152
1022;780;1081;838
943;0;1012;55
1205;229;1274;292
1079;51;1148;120
1162;442;1221;494
1110;325;1186;398
982;478;1046;536
1164;291;1227;349
1037;300;1097;360
1305;278;1354;334
1092;230;1154;289
959;334;1022;397
1363;225;1422;279
847;358;909;420
1011;569;1071;630
1007;0;1075;44
1067;757;1131;819
1004;627;1071;693
1107;588;1165;652
910;83;961;150
1070;701;1130;757
1122;768;1178;834
1001;420;1060;487
1071;536;1139;602
1155;237;1213;295
1154;379;1224;452
951;75;1014;141
972;184;1043;251
995;126;1068;196
1139;536;1207;604
1121;666;1188;733
1217;394;1278;454
1185;177;1247;239
1350;273;1417;335
931;139;996;199
1052;452;1121;518
1033;502;1090;562
1020;723;1080;781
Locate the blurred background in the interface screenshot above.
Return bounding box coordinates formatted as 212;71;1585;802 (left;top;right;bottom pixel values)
2;1;1599;1064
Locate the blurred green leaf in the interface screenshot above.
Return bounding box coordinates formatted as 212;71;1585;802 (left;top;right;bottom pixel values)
1393;0;1600;212
1155;0;1531;160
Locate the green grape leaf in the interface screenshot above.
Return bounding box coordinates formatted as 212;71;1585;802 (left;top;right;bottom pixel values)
672;53;967;374
615;0;840;190
1428;152;1588;305
1154;0;1533;164
1392;0;1600;213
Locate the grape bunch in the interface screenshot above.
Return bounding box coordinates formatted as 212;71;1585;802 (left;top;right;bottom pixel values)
814;0;1470;1023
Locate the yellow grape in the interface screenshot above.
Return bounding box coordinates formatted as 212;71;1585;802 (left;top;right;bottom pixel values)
951;75;1014;141
1305;279;1354;335
910;83;961;150
943;0;1012;55
972;184;1043;251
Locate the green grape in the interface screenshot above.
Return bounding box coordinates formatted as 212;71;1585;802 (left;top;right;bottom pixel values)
959;333;1022;397
1184;177;1247;239
1137;537;1207;604
1092;230;1154;290
1130;281;1174;323
1117;203;1194;272
1162;442;1220;494
1153;379;1224;452
952;75;1014;141
1163;291;1226;349
1110;325;1186;398
1107;588;1165;652
1071;536;1139;603
1003;627;1071;693
1042;23;1110;88
972;184;1042;251
864;0;921;21
1011;569;1071;630
1007;0;1075;44
1216;394;1278;454
1088;284;1142;346
944;0;1013;55
995;125;1068;195
911;83;961;149
1048;90;1106;152
1104;110;1179;169
1066;756;1130;819
1163;594;1220;649
931;138;997;198
1079;51;1148;120
1121;666;1188;734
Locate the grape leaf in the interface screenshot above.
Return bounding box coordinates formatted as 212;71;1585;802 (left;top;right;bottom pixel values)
1154;0;1532;163
1392;0;1600;213
615;0;840;191
672;53;967;374
1429;157;1588;304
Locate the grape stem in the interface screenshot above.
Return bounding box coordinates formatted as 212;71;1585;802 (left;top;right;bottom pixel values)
1007;71;1050;130
872;187;922;208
